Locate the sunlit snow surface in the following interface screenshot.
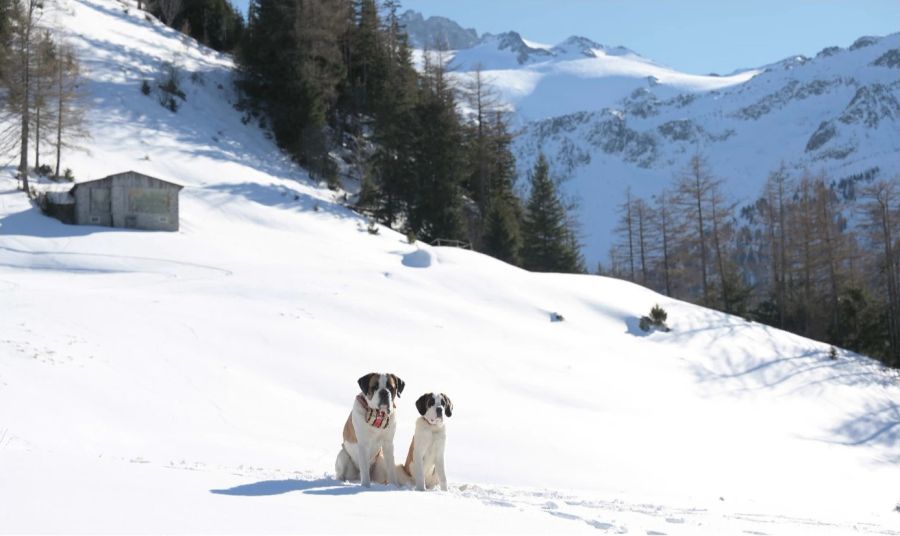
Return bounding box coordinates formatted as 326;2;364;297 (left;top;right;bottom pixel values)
1;0;900;533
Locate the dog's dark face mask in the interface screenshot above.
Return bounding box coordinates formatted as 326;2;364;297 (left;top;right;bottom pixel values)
358;373;405;414
416;392;453;425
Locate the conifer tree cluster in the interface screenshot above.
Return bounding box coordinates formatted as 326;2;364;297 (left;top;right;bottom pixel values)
140;0;245;53
611;155;900;369
238;0;583;273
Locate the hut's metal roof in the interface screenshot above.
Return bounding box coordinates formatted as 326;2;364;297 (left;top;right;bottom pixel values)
72;171;184;190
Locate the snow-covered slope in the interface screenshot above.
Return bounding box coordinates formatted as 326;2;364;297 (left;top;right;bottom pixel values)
2;1;900;533
449;32;758;122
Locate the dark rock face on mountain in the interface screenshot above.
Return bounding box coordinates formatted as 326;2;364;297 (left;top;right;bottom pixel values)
850;36;880;51
479;31;553;64
400;10;480;50
839;84;900;128
806;121;837;152
873;49;900;68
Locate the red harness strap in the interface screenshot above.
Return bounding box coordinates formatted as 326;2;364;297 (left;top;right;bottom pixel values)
356;395;391;429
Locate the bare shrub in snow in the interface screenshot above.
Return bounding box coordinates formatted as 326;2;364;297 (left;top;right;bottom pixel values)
156;62;186;112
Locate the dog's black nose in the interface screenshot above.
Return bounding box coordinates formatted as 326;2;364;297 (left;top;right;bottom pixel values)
435;406;443;417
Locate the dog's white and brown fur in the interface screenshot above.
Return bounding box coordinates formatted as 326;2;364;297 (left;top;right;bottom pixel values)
397;392;453;491
335;372;405;487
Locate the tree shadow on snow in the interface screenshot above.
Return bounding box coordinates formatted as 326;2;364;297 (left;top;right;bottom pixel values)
66;30;315;190
200;182;356;221
827;402;900;453
687;333;900;462
210;478;399;497
686;326;897;397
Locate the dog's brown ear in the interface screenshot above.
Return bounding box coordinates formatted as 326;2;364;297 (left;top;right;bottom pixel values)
391;374;405;397
357;373;375;395
415;393;430;416
441;393;453;417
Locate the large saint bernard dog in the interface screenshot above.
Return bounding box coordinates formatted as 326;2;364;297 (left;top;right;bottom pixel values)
397;392;453;491
335;372;405;487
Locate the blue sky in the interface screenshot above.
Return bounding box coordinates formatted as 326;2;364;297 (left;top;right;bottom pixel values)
400;0;900;73
232;1;900;74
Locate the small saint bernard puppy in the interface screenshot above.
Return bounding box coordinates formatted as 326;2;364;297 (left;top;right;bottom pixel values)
335;372;405;487
397;392;453;491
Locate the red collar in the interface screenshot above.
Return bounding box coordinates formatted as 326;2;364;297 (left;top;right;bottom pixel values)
357;395;392;429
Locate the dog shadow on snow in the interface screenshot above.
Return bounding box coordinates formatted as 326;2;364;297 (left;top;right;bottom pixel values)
210;478;400;497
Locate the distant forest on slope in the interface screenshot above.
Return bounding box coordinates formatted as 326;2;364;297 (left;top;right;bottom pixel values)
609;156;900;369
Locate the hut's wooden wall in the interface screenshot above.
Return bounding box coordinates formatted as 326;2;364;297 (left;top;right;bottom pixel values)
73;172;181;231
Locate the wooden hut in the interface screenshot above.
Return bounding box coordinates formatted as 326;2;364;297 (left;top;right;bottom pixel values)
68;171;183;231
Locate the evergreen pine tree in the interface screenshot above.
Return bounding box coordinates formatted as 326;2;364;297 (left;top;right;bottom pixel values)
481;112;522;265
406;50;464;242
484;198;522;265
370;21;417;226
0;0;14;80
240;0;300;140
173;0;244;52
521;154;583;273
240;0;344;184
293;0;346;184
348;0;387;113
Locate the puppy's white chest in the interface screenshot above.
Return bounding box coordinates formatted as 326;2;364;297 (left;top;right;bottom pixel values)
417;428;445;463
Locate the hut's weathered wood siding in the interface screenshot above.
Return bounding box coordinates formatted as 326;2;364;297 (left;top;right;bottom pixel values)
72;172;182;231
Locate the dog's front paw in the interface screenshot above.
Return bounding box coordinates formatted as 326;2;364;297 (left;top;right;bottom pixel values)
440;483;448;491
415;484;425;492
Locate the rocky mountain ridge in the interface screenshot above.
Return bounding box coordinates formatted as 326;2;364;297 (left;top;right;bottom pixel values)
402;11;899;265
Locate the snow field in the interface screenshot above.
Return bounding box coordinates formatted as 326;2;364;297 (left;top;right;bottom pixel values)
1;0;899;533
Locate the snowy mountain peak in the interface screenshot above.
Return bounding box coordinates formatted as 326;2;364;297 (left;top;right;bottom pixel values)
551;35;602;58
449;31;654;72
450;31;555;70
551;35;640;61
767;55;811;72
486;31;553;63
